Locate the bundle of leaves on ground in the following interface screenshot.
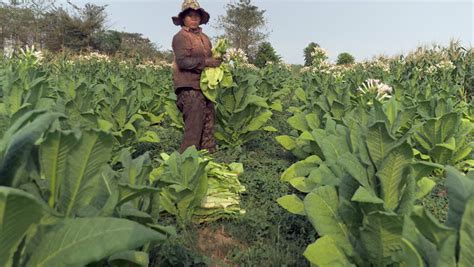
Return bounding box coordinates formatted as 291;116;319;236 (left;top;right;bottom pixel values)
193;160;246;223
150;147;245;224
200;39;233;102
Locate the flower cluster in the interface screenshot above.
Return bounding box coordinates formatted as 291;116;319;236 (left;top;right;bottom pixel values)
78;52;111;62
357;78;393;101
18;45;44;64
426;60;455;74
436;60;455;71
136;60;172;70
224;48;248;64
310;46;329;66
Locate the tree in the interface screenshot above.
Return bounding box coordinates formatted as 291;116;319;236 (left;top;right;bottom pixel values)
336;52;355;65
216;0;268;61
116;32;161;60
254;42;280;68
303;42;319;66
91;30;121;55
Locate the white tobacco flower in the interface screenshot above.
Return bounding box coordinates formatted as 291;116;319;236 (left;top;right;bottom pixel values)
436;60;455;71
357;78;393;101
224;48;249;64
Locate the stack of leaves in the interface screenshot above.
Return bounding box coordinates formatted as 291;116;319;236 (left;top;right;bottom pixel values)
150;147;245;224
200;39;233;102
193;160;246;223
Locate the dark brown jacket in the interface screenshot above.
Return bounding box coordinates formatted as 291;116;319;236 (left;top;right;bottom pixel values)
172;27;212;91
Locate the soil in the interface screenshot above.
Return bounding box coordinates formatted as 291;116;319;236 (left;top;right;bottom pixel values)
197;225;244;266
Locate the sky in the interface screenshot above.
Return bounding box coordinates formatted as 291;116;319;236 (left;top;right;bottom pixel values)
56;0;473;64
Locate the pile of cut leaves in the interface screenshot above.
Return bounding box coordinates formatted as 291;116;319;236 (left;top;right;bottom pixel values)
150;147;245;224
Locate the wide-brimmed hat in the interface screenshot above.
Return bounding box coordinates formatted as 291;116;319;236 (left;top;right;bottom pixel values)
172;0;210;26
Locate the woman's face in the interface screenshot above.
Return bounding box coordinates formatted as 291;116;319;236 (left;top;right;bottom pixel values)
183;10;201;29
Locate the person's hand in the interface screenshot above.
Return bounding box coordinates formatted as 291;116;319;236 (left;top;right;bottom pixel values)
205;57;222;68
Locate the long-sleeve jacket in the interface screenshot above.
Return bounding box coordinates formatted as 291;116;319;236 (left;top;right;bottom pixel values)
172;27;212;91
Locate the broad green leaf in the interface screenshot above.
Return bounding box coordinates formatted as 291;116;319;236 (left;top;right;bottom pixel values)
459;196;474;267
138;130;160;143
411;206;457;266
360;211;404;266
242;110;272;133
399;238;425;267
415;177;436;199
0;187;44;267
114;98;128;129
108;250;149;267
269;101;283;112
294;87;306;102
0;111;63;186
288;113;308;132
303;235;353;267
289;177;315;193
307;163;340;186
376;143;412;210
445;166;474;230
263;126;277;132
304;186;351;254
117;184;160;207
351;186;384;204
277;194;305;215
338;153;370;188
366;122;397;168
281;155;321;182
59;130;113;217
305;113;320;130
39;130;79;208
27;217;166;266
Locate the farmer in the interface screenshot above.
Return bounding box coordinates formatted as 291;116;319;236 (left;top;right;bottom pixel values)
171;0;222;153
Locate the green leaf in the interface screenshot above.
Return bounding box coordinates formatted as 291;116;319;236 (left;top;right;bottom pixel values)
445;166;474;230
269;101;283;112
338;153;370;189
415;177;436;199
27;217;166;266
303;235;353;267
360;211;404;266
0;111;63;186
109;251;149;267
304;186;351;254
288;113;309;132
410;206;457;266
294;87;306;102
39;130;79;208
59;130;113;217
277;194;305;215
242;110;272;133
138;130;160;143
376;143;412;211
281;155;321;182
0;187;45;267
459;196;474;267
288;177;314;193
366;122;397;169
351;186;384;204
276;135;296;150
398;238;425;267
117;184;160;207
263;126;277;132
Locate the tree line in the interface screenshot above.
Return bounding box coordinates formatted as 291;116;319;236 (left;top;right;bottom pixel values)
1;0;355;65
0;0;172;61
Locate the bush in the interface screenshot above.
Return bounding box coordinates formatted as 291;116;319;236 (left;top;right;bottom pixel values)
254;42;280;68
336;52;355;65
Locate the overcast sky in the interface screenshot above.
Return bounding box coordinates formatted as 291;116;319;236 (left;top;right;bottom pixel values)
57;0;472;64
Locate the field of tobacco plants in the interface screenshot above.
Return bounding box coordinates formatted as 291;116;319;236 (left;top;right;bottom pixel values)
0;42;473;266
